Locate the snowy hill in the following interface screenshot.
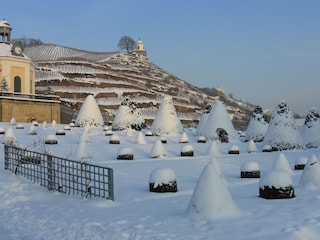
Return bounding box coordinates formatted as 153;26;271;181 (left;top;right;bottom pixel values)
24;44;253;128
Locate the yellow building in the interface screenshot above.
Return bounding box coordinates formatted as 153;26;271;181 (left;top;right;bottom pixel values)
0;19;60;123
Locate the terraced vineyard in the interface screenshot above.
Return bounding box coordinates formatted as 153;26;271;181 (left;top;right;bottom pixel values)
25;44;253;128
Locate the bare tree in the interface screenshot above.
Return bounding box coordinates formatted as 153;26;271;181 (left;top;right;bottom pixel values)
117;36;136;53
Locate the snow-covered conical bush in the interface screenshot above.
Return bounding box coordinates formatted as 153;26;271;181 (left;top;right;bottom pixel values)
135;131;146;144
272;153;293;174
2;128;16;145
247;140;257;153
207;141;220;155
196;103;212;136
151;96;183;136
263;100;304;151
27;124;37;135
179;132;189;143
9;117;16;126
79;128;90;143
186;159;241;219
75;95;104;127
301;107;320;148
150;139;166;158
75;141;91;162
299;155;320;189
245;105;268;142
112;98;145;131
51;120;57;128
202;100;236;141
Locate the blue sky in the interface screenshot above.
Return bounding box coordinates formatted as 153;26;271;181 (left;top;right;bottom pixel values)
2;0;319;115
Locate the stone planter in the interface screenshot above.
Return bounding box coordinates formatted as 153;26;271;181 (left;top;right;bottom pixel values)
56;129;66;135
149;168;178;193
259;170;295;199
109;135;120;144
45;135;58;144
117;147;134;160
294;157;308;170
228;145;240;154
197;136;206;143
240;161;260;178
181;144;194;157
105;130;113;136
262;144;272;152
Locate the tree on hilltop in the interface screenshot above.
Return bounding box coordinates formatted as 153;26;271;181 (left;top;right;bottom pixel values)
117;36;136;53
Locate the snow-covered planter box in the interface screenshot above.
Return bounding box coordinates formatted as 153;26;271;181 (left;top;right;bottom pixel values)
45;134;58;144
259;170;295;199
103;126;110;131
16;124;24;129
56;129;66;135
63;125;71;131
228;145;240;154
262;144;272;152
0;127;5;134
105;129;113;136
181;144;194;157
149;168;178;193
145;130;153;136
109;135;120;144
241;161;260;178
32;121;38;126
117;147;134;160
294;157;308;170
69;122;75;127
197;136;206;143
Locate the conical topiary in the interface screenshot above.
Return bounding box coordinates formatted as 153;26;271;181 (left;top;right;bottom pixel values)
75;95;104;127
301;108;320;148
263;100;304;151
202;100;236;141
186;159;241;219
245;105;268;142
151;96;183;136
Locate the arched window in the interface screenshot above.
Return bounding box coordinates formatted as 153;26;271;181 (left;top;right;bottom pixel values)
14;76;21;92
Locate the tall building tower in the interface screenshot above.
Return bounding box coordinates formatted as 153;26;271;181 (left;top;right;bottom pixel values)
0;19;60;123
0;19;12;42
136;39;147;57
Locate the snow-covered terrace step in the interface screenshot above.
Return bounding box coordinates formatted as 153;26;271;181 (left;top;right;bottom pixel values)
24;44;118;62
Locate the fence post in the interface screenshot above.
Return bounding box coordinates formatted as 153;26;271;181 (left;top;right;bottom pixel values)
47;155;54;191
109;168;114;201
4;145;9;169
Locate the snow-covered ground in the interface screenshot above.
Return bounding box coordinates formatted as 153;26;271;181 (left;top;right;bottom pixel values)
1;122;320;240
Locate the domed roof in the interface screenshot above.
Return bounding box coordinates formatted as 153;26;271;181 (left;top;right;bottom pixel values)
0;19;12;29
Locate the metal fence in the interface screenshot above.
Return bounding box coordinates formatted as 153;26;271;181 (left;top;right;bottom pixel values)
4;145;114;201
